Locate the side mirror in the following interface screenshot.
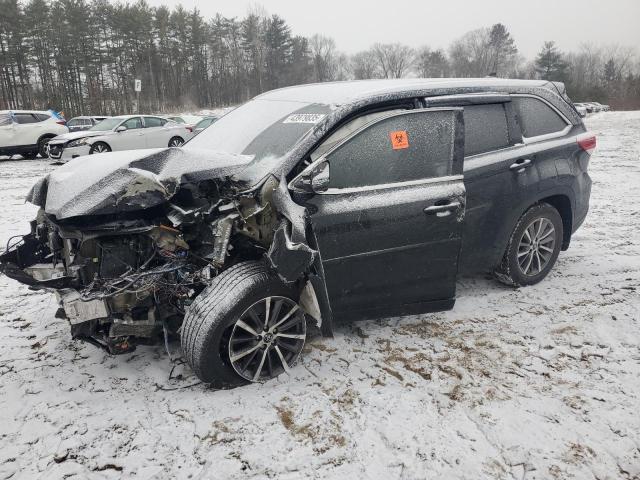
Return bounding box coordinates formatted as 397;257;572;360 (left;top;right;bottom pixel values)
115;126;127;133
290;160;330;194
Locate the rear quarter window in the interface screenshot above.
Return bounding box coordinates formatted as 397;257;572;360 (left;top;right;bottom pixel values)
463;104;511;156
512;96;568;138
13;113;39;124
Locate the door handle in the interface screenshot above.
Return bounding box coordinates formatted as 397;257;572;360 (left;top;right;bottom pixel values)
423;201;461;215
510;158;532;171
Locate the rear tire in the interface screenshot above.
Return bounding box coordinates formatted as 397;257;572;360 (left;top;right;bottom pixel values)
495;203;563;287
168;136;184;147
89;142;111;154
181;261;306;387
37;136;52;158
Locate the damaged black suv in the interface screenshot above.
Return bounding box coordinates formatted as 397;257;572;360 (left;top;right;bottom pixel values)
0;79;594;386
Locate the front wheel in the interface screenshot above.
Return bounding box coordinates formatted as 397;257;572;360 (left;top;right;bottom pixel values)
168;136;184;147
89;142;111;154
495;203;563;287
181;261;307;386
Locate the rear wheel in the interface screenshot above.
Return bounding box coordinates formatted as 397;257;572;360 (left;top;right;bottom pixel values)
181;261;306;386
89;142;111;154
168;136;184;147
495;203;563;286
37;136;52;158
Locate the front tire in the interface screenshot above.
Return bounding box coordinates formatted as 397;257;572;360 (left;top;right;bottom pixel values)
181;261;306;386
495;203;563;287
89;142;111;154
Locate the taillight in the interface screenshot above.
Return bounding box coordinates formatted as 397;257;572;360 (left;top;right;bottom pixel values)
577;133;596;154
186;126;193;133
56;120;66;125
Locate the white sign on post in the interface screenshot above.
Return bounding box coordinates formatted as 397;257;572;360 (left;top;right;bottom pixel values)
134;79;142;92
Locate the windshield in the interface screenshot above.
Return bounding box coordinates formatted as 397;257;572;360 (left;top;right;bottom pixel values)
184;99;331;163
89;117;125;131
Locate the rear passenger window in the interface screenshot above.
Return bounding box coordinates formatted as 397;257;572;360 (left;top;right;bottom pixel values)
326;110;457;189
13;113;38;124
144;117;167;128
512;96;568;138
463;104;511;156
35;114;50;121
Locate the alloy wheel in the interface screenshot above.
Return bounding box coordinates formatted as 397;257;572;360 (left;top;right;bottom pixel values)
517;217;556;276
169;138;184;147
91;144;108;153
228;296;306;382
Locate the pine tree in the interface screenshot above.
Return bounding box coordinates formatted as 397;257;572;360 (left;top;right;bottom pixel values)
535;41;567;81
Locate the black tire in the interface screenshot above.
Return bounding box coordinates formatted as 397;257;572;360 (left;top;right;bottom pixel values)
37;136;53;158
495;203;563;287
89;142;111;154
168;136;184;147
181;261;303;386
22;151;39;160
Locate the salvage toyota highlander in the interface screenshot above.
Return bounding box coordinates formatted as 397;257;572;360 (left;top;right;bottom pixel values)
0;79;594;386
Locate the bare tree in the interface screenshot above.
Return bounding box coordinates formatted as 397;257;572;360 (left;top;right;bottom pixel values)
372;43;414;78
351;50;380;79
309;34;338;82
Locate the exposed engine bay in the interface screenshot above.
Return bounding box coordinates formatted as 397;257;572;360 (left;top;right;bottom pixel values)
0;147;322;354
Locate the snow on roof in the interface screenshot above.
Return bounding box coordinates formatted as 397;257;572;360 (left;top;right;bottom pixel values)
256;78;550;106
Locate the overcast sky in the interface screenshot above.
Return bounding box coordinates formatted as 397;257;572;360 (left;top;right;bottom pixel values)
145;0;639;58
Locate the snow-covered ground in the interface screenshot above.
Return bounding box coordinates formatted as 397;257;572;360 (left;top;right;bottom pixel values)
0;112;638;480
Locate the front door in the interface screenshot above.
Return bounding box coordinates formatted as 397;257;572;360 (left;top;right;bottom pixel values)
112;116;144;151
306;108;466;320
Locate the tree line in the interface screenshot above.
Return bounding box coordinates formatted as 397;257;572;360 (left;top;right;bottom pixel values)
1;0;639;117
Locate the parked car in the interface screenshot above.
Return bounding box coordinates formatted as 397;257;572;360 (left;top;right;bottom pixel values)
0;110;68;158
66;116;109;132
192;116;218;135
573;103;587;117
164;115;202;134
0;79;595;387
590;102;609;112
46;115;190;162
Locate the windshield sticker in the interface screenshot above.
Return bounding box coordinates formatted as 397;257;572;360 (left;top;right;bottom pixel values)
390;130;409;150
283;113;326;124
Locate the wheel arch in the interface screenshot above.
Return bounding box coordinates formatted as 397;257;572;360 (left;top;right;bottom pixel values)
539;194;573;250
36;133;56;146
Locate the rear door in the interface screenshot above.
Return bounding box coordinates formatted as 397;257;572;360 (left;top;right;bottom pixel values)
305;108;466;320
12;113;42;146
142;116;169;147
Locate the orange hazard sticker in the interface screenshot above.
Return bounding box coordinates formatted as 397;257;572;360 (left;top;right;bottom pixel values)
390;130;409;150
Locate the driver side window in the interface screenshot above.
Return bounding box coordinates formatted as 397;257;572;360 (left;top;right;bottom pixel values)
123;117;142;130
325;109;458;189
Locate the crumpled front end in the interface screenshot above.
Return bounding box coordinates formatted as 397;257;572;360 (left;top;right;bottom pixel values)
0;157;324;352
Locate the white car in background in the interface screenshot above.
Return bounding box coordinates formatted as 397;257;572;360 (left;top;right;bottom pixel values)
0;110;68;159
47;115;190;162
573;103;588;117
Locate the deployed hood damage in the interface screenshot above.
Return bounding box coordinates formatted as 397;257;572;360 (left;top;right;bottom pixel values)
28;147;254;219
1;147;329;354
